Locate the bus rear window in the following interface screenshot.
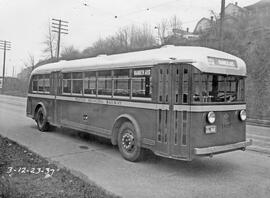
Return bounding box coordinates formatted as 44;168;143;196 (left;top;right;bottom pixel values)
32;74;50;93
32;76;38;92
193;72;245;103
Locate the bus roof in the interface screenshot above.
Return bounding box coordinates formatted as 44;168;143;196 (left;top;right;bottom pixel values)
32;46;246;76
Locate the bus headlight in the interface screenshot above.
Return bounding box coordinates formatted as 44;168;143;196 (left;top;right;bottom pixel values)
239;110;246;121
207;111;216;124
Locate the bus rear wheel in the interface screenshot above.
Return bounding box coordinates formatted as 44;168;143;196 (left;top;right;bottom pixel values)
118;122;143;162
36;107;50;132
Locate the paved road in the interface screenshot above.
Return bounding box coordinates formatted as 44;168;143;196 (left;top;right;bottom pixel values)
0;95;270;198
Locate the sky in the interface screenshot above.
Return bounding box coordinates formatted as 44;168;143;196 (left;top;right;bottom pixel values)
0;0;259;77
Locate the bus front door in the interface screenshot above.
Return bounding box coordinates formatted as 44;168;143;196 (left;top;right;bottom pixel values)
169;64;191;160
155;64;190;160
155;65;171;157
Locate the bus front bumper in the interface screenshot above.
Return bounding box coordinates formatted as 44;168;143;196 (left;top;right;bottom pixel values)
194;139;252;156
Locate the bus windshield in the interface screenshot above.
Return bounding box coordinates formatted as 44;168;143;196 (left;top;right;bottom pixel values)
193;71;245;103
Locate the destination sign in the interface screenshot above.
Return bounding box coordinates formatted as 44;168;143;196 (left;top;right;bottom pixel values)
133;69;151;76
207;56;237;68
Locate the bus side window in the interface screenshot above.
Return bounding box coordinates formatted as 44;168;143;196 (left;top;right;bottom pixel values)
175;68;179;103
182;68;189;104
97;70;112;96
62;73;71;94
165;69;169;102
132;68;152;100
84;71;96;95
113;69;130;97
159;69;163;102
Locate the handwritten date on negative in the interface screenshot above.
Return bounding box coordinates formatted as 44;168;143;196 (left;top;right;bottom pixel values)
6;166;56;177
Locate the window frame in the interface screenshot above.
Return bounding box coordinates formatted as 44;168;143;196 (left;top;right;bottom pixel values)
97;70;113;97
131;67;152;101
60;67;153;101
32;75;38;93
32;74;51;94
62;72;72;95
71;72;83;96
192;70;246;104
112;69;131;99
83;71;97;97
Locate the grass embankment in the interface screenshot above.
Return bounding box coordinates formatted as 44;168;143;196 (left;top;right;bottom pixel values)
0;135;120;198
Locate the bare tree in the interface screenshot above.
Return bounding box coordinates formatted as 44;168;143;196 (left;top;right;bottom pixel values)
155;15;183;45
155;19;169;45
170;15;182;29
129;24;156;49
116;27;129;51
61;46;81;60
43;22;57;60
169;15;182;34
82;23;156;57
23;54;36;71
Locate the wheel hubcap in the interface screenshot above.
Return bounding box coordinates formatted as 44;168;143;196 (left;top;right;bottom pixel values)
122;131;135;152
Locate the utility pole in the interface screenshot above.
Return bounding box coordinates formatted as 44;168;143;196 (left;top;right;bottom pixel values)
51;18;68;62
0;40;11;94
219;0;226;50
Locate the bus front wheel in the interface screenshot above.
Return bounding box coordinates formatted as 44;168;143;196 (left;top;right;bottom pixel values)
36;107;50;132
118;122;143;162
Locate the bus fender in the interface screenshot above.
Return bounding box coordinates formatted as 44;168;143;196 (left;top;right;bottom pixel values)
34;102;47;120
111;114;141;146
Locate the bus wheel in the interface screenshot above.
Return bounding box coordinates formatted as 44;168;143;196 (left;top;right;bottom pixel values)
36;107;50;132
118;122;143;162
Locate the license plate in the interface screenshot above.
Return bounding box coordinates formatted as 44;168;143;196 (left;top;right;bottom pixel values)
205;125;216;134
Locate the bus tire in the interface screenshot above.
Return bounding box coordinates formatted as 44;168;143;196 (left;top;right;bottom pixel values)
118;122;143;162
36;107;50;132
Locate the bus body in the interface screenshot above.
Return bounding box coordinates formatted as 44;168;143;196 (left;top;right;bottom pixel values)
26;45;251;161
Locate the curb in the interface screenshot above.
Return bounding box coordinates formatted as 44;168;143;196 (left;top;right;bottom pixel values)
247;118;270;127
247;145;270;155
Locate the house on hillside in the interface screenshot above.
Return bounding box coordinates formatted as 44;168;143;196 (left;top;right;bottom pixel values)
164;28;199;45
172;28;199;39
193;17;214;34
193;2;250;35
245;0;270;16
224;2;247;18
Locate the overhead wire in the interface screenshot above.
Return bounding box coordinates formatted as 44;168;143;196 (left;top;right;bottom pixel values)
78;0;213;32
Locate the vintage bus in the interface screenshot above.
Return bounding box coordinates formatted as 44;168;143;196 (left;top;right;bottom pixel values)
26;45;252;162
